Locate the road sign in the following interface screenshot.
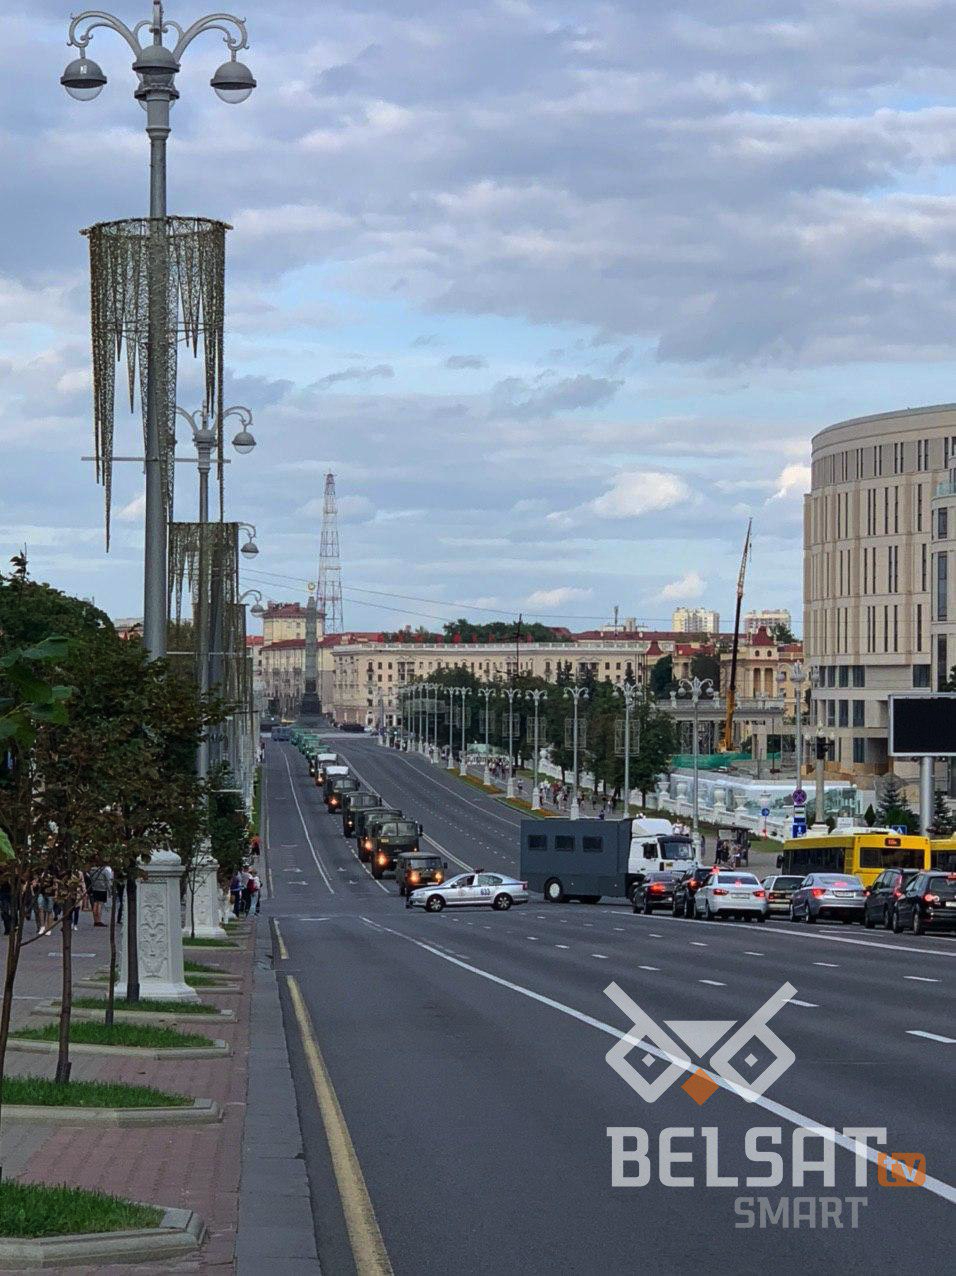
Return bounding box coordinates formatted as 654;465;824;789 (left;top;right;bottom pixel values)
791;788;807;806
760;807;770;818
791;817;807;838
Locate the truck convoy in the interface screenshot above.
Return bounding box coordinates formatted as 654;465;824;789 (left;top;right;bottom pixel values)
341;791;383;838
519;816;697;905
366;816;423;879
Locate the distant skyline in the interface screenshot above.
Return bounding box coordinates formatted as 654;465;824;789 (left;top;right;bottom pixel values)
7;3;956;635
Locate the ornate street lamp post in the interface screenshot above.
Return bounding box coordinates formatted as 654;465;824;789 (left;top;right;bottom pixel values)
614;681;639;817
478;687;495;785
502;687;521;798
62;2;255;660
458;687;471;775
564;685;589;820
677;676;714;839
525;689;548;810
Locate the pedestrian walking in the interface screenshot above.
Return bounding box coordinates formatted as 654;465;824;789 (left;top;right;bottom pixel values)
86;860;112;927
243;869;259;915
229;871;242;916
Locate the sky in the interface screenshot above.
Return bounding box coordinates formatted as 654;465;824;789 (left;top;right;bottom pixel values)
6;1;956;637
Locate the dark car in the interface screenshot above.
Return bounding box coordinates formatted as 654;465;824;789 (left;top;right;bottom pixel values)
396;851;447;898
893;871;956;935
339;722;365;733
355;807;402;862
671;866;711;918
341;792;382;838
863;867;920;929
632;871;682;914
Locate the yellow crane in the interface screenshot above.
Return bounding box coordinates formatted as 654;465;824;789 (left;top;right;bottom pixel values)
721;520;752;753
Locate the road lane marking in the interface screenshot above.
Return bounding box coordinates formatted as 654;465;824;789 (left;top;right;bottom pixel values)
357;915;956;1207
280;753;334;894
638;965;660;971
526;936;538;941
744;951;764;956
286;977;394;1275
903;976;940;983
273;920;288;960
814;962;839;968
699;979;725;986
556;944;570;949
690;942;707;947
906;1030;955;1043
613;927;625;932
790;999;819;1008
591;953;609;960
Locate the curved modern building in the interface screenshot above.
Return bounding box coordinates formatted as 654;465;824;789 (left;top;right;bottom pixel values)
805;404;956;780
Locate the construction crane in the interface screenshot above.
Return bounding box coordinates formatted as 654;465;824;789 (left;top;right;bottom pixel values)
721;519;752;753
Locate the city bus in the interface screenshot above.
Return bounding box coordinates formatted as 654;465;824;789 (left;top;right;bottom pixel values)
780;828;930;887
929;836;956;872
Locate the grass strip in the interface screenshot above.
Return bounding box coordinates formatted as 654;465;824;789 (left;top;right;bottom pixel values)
0;1180;162;1237
71;996;219;1016
0;1075;190;1109
183;937;238;949
12;1021;215;1050
184;959;225;974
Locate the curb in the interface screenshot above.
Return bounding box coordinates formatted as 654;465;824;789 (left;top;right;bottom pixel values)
0;1205;205;1268
1;1098;222;1126
33;1000;236;1025
8;1038;231;1060
75;977;243;995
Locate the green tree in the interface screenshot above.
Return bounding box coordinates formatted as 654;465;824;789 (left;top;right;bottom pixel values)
649;654;673;699
771;622;797;644
690;652;720;688
929;790;954;836
875;775;918;833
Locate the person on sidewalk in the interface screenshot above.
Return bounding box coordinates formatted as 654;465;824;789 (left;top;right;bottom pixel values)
229;870;243;916
86;860;112;927
0;881;12;936
245;870;261;915
236;867;250;915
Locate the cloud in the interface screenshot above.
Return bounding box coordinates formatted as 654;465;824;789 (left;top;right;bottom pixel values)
445;354;488;370
313;365;395;390
591;471;691;519
117;493;145;523
660;571;705;601
770;463;812;500
297;494;374;523
491;374;622;419
525;586;593;607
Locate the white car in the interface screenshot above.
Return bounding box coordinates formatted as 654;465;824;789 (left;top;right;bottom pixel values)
694;871;768;921
407;871;528;912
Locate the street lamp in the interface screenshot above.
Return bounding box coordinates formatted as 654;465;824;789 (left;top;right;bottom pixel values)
477;687;495;785
239;588;264;618
525;689;548;810
814;726;835;826
237;523;259;557
788;661;808;794
502;686;521;798
614;682;639;818
564;685;589;820
174;403;255;522
677;676;714;840
62;2;255;661
458;687;471;775
425;682;438;760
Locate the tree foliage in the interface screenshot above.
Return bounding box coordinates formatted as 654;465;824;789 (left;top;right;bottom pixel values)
874;774;918;834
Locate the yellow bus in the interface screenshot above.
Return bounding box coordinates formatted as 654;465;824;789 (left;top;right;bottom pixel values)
928;837;956;872
780;829;930;887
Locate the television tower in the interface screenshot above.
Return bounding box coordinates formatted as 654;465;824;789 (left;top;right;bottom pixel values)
317;472;343;634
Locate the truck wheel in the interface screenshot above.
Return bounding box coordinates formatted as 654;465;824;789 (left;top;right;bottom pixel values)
544;879;566;904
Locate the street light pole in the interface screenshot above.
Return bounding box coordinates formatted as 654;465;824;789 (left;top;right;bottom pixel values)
814;727;835;826
446;686;456;769
525;689;548;810
789;661;807;793
459;687;471;775
614;682;638;817
63;3;256;659
478;687;495;785
564;685;589;820
503;687;520;798
678;676;714;840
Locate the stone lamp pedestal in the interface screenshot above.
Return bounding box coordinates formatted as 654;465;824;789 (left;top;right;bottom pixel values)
116;849;199;1002
183;850;229;941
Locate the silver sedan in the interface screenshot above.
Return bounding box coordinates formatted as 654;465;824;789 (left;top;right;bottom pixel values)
407;871;528;912
789;873;866;924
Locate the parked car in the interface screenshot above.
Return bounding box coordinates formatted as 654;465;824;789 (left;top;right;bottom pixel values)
892;871;956;935
863;867;920;929
338;722;365;733
632;871;682;914
761;874;804;916
408;871;528;912
789;873;866;924
672;866;712;918
694;871;768;921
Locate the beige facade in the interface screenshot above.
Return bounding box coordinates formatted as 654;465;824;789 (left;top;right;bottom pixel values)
672;607;719;634
718;628;801;713
332;637;684;726
745;609;791;637
804;403;956;779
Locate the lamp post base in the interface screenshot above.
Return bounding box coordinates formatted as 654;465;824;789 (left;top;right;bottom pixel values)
531;791;541;811
446;754;455;770
570;799;580;820
119;849;198;1003
506;777;515;799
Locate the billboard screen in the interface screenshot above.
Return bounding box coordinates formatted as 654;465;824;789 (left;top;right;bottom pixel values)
889;694;956;757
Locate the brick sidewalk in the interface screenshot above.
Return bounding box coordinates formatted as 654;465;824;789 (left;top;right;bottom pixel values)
0;906;256;1274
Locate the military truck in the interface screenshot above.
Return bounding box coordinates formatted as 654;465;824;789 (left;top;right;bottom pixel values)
395;850;447;897
325;774;360;813
342;790;382;838
355;806;402;861
366;815;423;879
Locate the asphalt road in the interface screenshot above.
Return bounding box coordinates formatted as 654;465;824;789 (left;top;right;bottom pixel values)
264;734;955;1276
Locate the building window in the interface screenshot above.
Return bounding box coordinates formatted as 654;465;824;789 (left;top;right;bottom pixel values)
893;440;903;473
852;665;865;687
916;484;923;533
913;664;931;688
937;551;948;623
917;438;930;471
853;738;866;764
939;507;949;540
938;635;948;691
893;604;898;653
838;665;849;687
922;542;928;592
827;700;836;727
874;444;882;476
916;602;923;653
852;700;865;727
838;699;849;727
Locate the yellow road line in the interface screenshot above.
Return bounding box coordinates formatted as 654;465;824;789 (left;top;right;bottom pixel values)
287;976;393;1276
273;920;289;960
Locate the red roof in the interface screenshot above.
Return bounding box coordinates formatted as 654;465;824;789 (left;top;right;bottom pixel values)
263;602;305;619
749;625;773;646
645;640;664;657
262;638;305;651
245;635;264;647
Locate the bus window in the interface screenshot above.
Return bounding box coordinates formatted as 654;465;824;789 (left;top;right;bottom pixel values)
931;849;956;871
784;845;847;876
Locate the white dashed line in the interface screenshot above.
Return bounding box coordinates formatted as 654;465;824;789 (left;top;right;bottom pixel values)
591;953;609;960
790;999;819;1008
690;941;707;947
526;936;538;941
638;965;660;971
903;976;940;983
699;979;725;986
744;951;764;957
906;1030;955;1043
814;962;839;968
556;944;570;949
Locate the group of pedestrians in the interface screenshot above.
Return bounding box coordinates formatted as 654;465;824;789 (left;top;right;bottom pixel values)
0;860;117;937
229;865;261;915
